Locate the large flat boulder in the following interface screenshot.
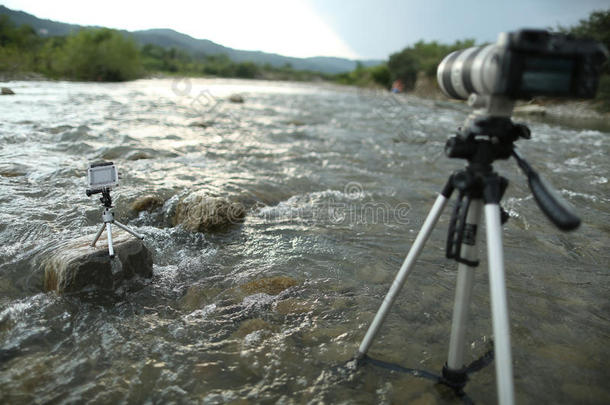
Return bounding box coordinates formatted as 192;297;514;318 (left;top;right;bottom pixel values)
173;191;246;232
43;231;152;293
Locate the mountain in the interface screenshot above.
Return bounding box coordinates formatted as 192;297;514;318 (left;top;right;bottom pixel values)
0;5;383;74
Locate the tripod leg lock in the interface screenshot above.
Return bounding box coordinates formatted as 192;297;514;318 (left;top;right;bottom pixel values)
446;192;480;267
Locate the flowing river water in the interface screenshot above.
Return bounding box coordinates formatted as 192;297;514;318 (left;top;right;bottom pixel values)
0;78;608;404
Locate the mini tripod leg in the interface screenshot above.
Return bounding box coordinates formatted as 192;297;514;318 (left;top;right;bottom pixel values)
106;222;115;258
484;203;514;405
91;223;106;247
446;200;483;378
357;189;452;359
113;220;144;240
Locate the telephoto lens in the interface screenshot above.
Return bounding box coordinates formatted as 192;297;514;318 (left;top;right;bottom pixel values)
436;44;500;100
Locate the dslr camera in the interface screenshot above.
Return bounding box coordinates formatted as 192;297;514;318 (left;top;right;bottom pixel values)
437;29;608;101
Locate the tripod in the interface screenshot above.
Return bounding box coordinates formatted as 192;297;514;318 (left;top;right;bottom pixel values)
87;187;144;258
355;96;580;405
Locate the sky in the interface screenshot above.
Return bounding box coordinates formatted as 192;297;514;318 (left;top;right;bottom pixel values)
2;0;608;60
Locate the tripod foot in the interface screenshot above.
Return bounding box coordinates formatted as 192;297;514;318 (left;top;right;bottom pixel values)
441;363;468;391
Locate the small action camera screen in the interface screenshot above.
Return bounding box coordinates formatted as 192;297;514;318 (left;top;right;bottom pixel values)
91;169;114;185
89;165;117;188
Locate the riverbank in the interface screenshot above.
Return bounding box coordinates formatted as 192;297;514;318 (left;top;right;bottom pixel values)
3;72;609;131
409;72;610;130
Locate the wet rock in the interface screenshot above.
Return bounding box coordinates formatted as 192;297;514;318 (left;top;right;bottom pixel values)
228;94;244;103
286;119;306;126
1;87;15;95
239;276;297;296
173;191;246;232
188;120;213;128
0;163;27;177
192;361;224;380
131;195;165;213
125;150;153;160
43;231;152;293
514;104;546;116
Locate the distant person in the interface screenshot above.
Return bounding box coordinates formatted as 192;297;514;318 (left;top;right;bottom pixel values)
391;79;404;93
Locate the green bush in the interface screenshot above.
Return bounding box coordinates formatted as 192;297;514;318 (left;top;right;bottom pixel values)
386;39;476;90
558;9;610;109
58;28;142;81
388;49;418;90
369;64;391;88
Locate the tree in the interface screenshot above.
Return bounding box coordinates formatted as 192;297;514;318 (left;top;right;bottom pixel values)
558;10;609;51
59;28;142;81
388;49;419;89
558;9;610;110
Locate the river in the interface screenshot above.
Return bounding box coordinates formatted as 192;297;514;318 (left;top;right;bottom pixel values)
0;78;608;404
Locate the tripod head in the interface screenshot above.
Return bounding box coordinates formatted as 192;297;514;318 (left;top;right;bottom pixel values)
446;95;580;231
86;187;113;209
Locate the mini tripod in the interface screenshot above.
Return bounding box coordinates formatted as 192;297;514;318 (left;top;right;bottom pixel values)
355;96;580;405
87;187;144;258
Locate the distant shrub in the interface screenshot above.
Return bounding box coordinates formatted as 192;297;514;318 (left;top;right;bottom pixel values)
369;64;391;88
558;9;610;110
58;28;142;81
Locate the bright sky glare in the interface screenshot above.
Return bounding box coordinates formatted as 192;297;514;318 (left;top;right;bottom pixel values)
2;0;608;60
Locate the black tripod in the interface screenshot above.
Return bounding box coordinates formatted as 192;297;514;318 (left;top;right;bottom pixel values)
87;187;143;258
355;100;580;404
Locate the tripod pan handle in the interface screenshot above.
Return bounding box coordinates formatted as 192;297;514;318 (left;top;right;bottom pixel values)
512;149;580;231
527;171;581;231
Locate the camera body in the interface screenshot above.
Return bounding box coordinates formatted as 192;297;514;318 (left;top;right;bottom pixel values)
437;29;608;101
86;161;118;196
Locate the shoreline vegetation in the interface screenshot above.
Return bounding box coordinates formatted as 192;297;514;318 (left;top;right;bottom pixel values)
1;10;608;115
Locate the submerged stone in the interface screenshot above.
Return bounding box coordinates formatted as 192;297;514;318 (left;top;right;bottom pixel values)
228;94;244;103
273;298;312;315
181;285;222;311
43;231;152;293
1;87;15;95
239;276;297;296
233;318;274;338
131;194;165;213
188;120;214;128
173;191;246;232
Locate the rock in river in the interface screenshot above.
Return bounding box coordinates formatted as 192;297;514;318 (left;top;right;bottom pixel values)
1;87;15;95
131;194;165;213
228;94;244;103
43;231;152;293
173;191;246;232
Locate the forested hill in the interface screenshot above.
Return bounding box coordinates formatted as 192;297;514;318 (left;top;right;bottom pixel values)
0;5;382;74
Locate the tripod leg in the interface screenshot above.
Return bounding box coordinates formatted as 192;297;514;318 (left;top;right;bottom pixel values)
485;203;514;405
106;223;115;258
91;223;106;247
446;200;483;372
113;220;144;240
357;192;450;359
